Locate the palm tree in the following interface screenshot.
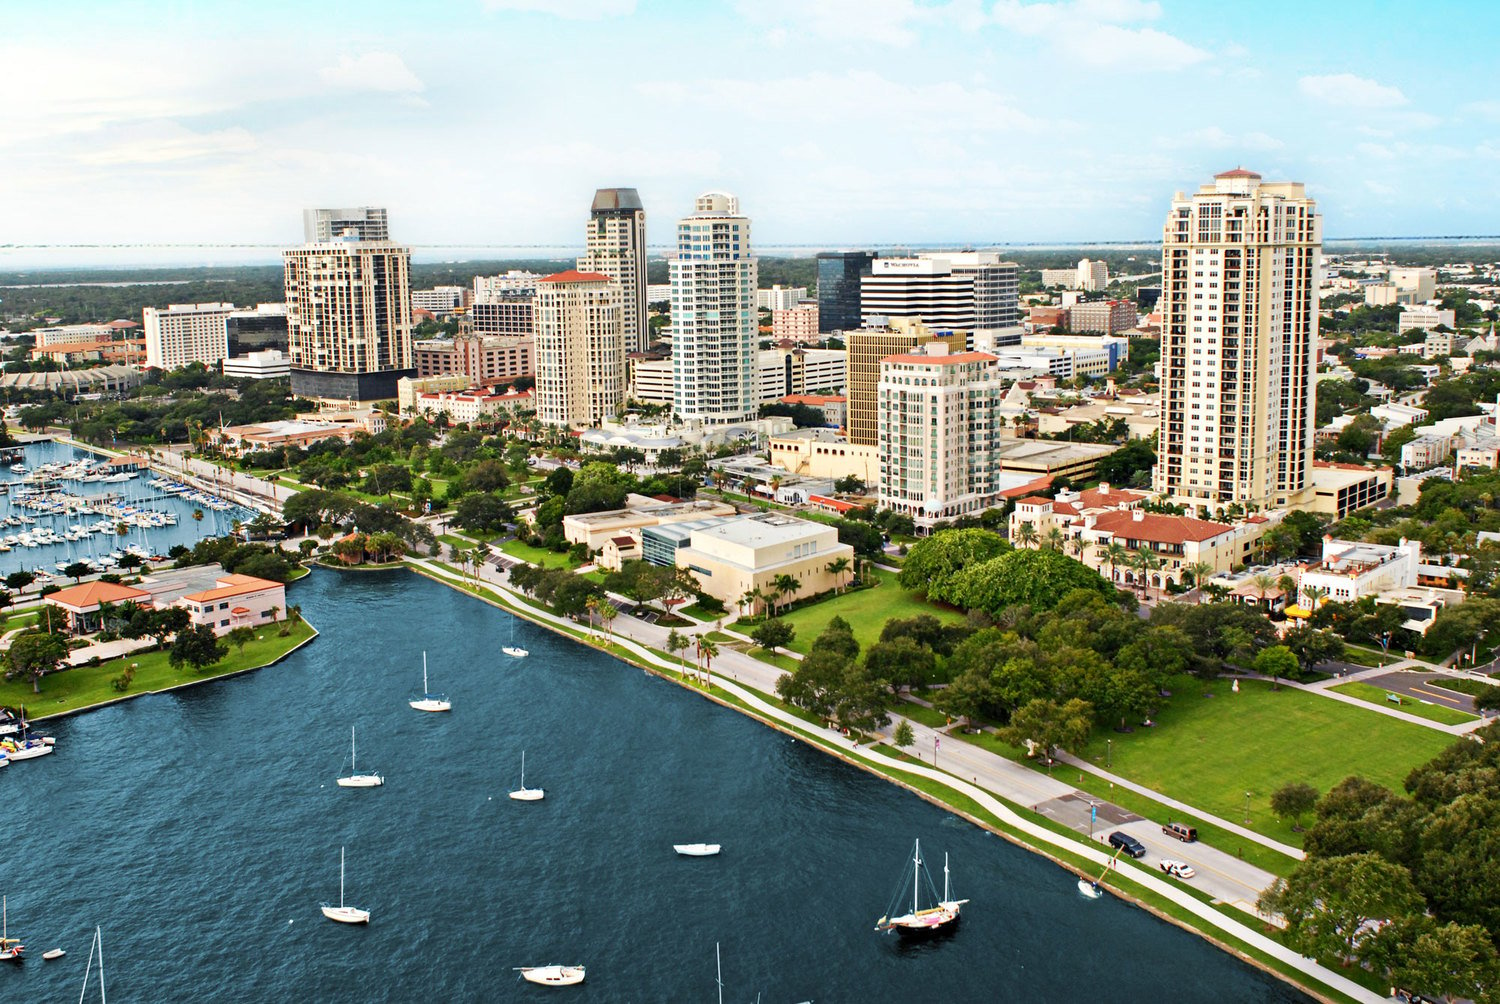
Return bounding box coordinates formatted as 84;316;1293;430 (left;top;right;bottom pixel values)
585;595;600;636
598;601;618;642
712;470;730;494
667;629;689;674
1185;561;1215;603
1250;572;1278;611
1277;574;1297;605
1102;541;1129;585
767;475;783;500
772;573;801;615
1303;584;1329;613
696;637;719;685
191;508;204;525
1131;547;1161;599
740;587;765;617
1043;527;1065;552
825;556;852;594
1015;521;1039;549
1069;535;1088;560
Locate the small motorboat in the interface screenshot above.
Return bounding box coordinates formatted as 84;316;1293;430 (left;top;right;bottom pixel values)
42;948;65;960
673;843;721;857
515;965;585;986
502;646;529;658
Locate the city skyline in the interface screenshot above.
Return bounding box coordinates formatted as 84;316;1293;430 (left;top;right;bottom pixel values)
5;0;1499;259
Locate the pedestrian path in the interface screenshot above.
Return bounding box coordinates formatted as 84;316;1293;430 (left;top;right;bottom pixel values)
404;554;1383;1004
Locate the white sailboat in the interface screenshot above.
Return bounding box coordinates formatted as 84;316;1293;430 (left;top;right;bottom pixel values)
508;750;544;801
1078;845;1126;900
408;652;451;713
0;895;23;962
336;727;384;788
78;926;105;1003
502;616;528;659
874;839;967;938
514;965;585;986
320;846;371;924
673;843;722;857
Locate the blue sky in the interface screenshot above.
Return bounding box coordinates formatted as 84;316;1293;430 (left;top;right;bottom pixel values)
4;0;1498;256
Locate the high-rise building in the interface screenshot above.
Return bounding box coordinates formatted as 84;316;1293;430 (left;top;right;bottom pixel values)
410;285;470;314
1077;258;1110;292
284;220;414;401
533;270;625;426
845;318;966;446
1155;169;1321;509
143;302;233;370
859;252;1019;331
226;304;289;355
302;207;389;243
756;285;807;311
670;191;757;424
578;188;648;354
470;297;534;336
877;344;1007;526
815;251;876;332
473;271;544;301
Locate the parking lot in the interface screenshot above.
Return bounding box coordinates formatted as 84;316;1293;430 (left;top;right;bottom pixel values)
1359;670;1479;715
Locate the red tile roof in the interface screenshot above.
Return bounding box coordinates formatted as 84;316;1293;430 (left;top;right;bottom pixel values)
538;269;613;284
181;574;283;604
45;580;151;609
1216;167;1261;179
1091;510;1234;544
882;351;998;365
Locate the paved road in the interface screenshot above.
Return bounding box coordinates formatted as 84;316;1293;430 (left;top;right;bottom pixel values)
1360;669;1479;714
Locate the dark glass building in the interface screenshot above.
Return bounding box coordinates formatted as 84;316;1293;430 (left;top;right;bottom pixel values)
815;251;876;333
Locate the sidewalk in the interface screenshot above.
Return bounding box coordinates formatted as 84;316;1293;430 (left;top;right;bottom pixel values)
405;554;1383;1004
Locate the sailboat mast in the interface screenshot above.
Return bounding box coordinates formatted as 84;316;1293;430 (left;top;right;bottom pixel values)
350;726;356;772
912;840;921;916
98;927;106;1004
716;941;723;1004
944;853;950;903
423;651;428;693
521;750;526;787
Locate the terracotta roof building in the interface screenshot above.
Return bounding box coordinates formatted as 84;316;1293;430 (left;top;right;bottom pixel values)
176;573;287;635
45;580;153;634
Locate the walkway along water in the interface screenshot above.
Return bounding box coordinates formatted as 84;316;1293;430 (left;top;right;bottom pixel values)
405;554;1385;1004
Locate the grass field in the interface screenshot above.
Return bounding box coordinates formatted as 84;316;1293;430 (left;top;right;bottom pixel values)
497;539;575;570
1;620;317;720
778;567;964;655
1329;681;1476;725
677;603;726;623
1057;675;1456;848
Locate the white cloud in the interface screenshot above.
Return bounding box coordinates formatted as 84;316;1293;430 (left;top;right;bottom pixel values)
318;53;424;94
1298;73;1408;109
989;1;1210;70
1167;127;1284;152
73;124;259;166
1464;100;1500;122
734;0;983;47
483;0;636;17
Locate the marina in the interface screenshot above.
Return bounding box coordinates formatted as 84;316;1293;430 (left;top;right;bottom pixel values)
0;440;254;577
0;570;1312;1002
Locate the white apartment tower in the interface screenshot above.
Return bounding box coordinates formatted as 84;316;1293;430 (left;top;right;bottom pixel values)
670;191;758;424
533;270;625;426
143;302;233;370
877;345;1007;525
284;223;414;401
578;188;649;354
1155;169;1321;509
303;207;389;243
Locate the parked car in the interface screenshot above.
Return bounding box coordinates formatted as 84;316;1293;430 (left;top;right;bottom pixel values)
1162;822;1198;842
1159;858;1196;879
1108;831;1146;858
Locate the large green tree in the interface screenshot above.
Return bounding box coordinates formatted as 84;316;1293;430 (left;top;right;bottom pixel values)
169;624;229;672
947;549;1113;615
5;631;69;693
898;529;1009;599
1258;852;1425;964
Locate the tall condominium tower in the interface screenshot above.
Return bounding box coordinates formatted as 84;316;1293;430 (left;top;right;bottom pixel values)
846;318;965;446
303;207;390;243
815;251;877;332
284;215;414;401
1155;169;1320;510
670;191;757;424
578;188;649;355
533;270;625;426
143;302;233;370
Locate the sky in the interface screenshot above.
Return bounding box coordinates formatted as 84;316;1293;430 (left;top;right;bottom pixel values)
4;0;1499;262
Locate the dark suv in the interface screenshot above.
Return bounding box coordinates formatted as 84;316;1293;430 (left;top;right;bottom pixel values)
1108;831;1147;858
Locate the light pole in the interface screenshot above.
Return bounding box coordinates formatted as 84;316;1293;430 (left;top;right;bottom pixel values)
1244;791;1252;825
1106;738;1112;769
1379;631;1392;667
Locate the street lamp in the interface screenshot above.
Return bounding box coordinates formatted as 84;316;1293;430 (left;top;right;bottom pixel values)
1379;631;1392;667
1106;738;1112;769
1244;791;1252;825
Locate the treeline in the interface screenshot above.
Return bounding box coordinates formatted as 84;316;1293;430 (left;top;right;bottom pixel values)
1259;723;1500;1001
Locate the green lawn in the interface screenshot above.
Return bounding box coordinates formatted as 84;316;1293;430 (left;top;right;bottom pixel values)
678;603;727;623
1329;681;1476;725
1335;645;1386;668
1059;675;1455;848
779;568;965;655
497;538;575;570
2;620;317;720
895;700;951;729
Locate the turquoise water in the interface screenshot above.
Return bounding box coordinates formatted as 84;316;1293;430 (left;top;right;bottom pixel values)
2;570;1312;1001
0;439;254;577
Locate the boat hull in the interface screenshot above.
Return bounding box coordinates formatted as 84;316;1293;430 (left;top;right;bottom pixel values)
1077;879;1103;899
4;744;52;761
891;912;961;939
321;905;371;924
509;788;544;801
409;699;451;712
42;949;64;960
518;965;585;986
502;647;529;658
337;774;384;788
673;844;721;856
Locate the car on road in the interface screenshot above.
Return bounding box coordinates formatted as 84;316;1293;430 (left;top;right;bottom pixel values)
1108;831;1147;858
1159;858;1196;879
1162;822;1198;842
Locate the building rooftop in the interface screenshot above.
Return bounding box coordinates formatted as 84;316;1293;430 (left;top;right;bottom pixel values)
1215;167;1262;179
1090;510;1234;544
591;188;643;213
882;351;998;366
692;513;829;549
538;269;614;284
181;573;283;604
44;580;151;610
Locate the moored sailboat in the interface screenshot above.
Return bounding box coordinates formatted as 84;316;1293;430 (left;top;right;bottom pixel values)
874;839;967;938
408;652;451;713
508;750;543;801
502;616;528;658
320;846;371;924
0;895;23;962
336;727;383;788
514;965;585;986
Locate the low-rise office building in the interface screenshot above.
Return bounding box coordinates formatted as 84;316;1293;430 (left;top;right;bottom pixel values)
673;513;855;613
222;349;291;380
1308;460;1392;517
562;496;738;551
177;574;287;635
1075;509;1268;591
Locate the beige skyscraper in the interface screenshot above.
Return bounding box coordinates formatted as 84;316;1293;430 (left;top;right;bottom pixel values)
845;318;966;446
533;270;625;426
578;188;648;354
1155;169;1321;510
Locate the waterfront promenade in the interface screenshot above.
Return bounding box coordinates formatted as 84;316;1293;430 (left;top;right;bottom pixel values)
406;553;1384;1004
